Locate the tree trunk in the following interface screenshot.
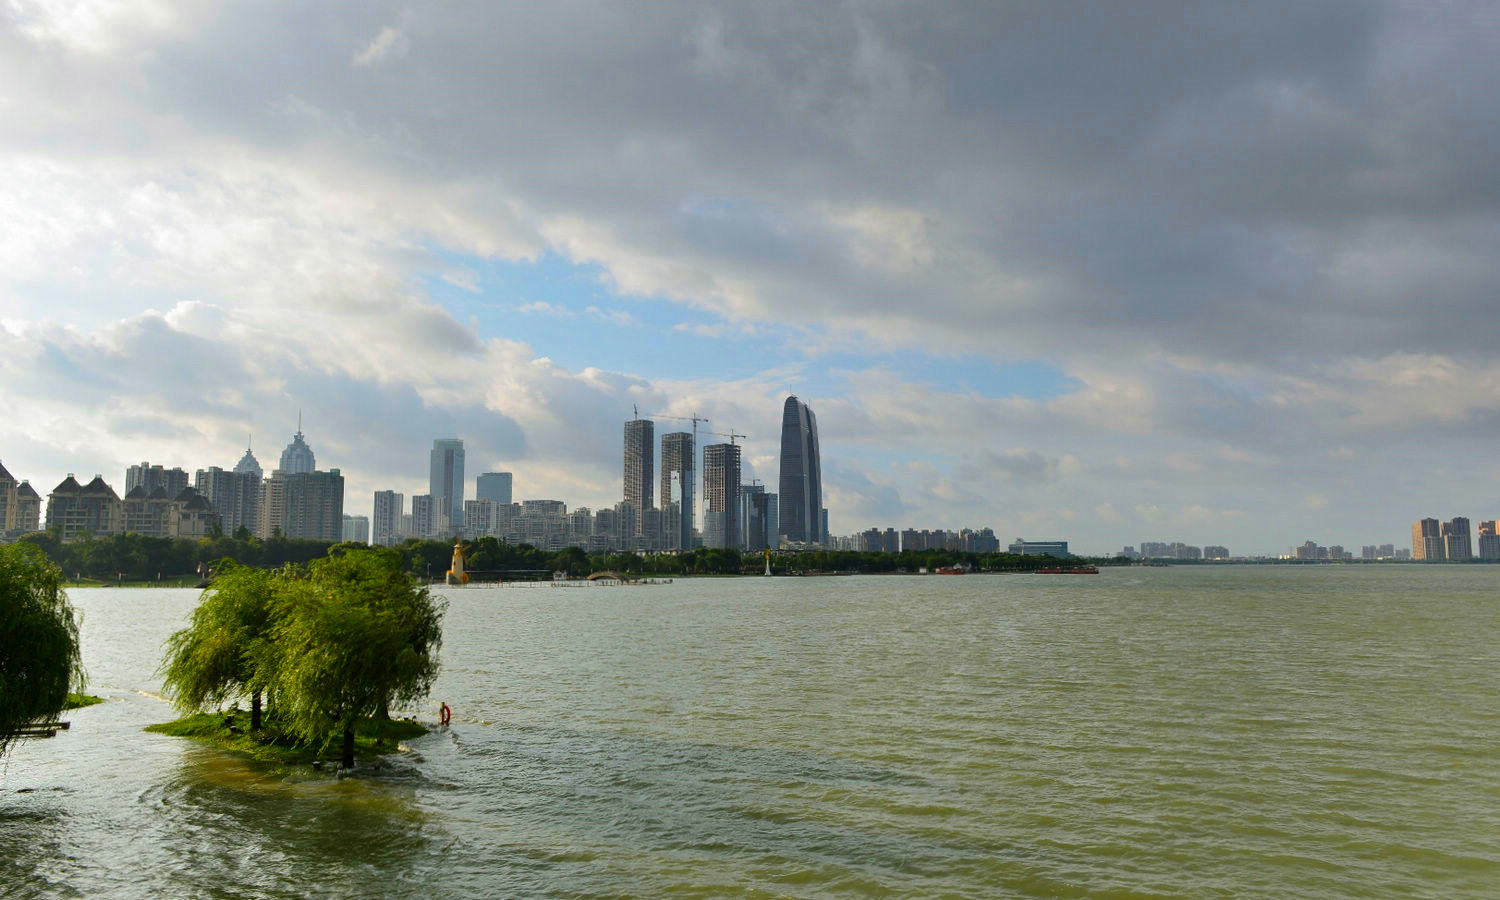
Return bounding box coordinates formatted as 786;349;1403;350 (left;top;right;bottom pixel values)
341;726;355;770
377;697;390;721
251;692;262;731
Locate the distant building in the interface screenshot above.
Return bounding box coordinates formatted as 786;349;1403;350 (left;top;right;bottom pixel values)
1361;545;1378;561
702;442;741;549
46;474;122;540
1378;543;1395;559
11;482;40;535
623;418;654;536
372;491;403;546
1009;538;1070;557
121;485;173;536
1442;517;1472;561
777;396;823;545
260;469;344;541
234;444;263;478
660;432;694;550
0;462;41;536
1204;545;1229;559
342;514;370;544
410;494;435;539
745;490;771;551
278;426;317;475
125;462;189;500
169;487;220;539
475;472;513;506
195;466;261;537
430;439;465;537
1411;518;1443;560
1478;521;1500;560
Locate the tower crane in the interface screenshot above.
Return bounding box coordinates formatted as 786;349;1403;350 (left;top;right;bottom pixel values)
706;429;747;445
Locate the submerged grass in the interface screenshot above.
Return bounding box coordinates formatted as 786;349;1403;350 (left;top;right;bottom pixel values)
146;712;427;770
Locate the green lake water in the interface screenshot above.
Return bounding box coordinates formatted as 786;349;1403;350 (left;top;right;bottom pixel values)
3;566;1497;897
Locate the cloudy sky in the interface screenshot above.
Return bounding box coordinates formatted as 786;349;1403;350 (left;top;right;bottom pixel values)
2;1;1497;555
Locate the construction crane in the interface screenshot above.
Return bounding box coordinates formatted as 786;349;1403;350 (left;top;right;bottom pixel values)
706;429;747;445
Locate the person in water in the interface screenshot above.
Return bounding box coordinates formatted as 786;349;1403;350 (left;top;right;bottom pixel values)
440;702;452;726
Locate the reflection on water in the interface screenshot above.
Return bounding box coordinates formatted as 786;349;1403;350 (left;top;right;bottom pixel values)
3;568;1500;897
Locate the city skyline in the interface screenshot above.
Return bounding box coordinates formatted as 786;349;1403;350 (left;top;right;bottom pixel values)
2;5;1497;555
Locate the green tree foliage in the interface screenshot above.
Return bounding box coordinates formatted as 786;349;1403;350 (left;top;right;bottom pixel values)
18;531;336;582
267;548;444;768
0;543;84;757
160;563;276;729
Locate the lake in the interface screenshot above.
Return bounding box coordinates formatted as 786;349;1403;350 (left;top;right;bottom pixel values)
3;566;1497;897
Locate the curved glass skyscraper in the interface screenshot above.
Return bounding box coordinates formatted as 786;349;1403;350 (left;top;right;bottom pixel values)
777;395;822;545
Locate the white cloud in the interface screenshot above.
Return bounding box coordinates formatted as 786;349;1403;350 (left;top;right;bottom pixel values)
352;22;410;67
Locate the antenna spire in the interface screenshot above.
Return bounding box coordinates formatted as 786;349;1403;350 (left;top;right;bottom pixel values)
297;409;302;434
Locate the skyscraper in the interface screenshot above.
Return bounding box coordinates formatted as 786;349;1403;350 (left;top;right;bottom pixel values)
703;442;741;549
777;395;823;545
1478;521;1500;560
1411;518;1443;560
623;418;654;535
429;439;465;536
372;490;404;546
259;469;344;540
195;465;261;536
125;462;189;499
234;442;263;478
660;431;694;550
410;493;435;539
476;472;513;505
1443;517;1472;560
279;424;316;474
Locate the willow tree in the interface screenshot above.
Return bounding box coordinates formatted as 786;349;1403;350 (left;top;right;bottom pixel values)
269;548;444;769
0;543;83;758
161;563;276;729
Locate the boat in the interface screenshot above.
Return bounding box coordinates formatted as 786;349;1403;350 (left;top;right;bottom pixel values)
935;564;969;575
1037;565;1099;575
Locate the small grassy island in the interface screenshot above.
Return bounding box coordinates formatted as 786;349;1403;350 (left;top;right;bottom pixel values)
151;548;445;770
62;693;104;710
146;713;426;770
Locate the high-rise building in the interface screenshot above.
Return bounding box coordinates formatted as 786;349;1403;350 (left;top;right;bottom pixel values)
475;472;513;505
429;439;465;536
1478;521;1500;560
660;432;694;550
342;514;370;544
278;423;316;474
703;442;741;549
1411;518;1444;560
1443;517;1472;561
623;418;654;535
372;490;404;546
410;494;435;539
125;462;190;500
234;443;263;478
259;469;344;540
777;395;823;545
744;488;771;552
195;465;261;537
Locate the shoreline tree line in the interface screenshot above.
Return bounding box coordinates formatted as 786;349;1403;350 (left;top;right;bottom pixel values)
15;529;1120;583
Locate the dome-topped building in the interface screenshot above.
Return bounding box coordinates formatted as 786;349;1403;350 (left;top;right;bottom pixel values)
234;443;263;478
278;423;316;475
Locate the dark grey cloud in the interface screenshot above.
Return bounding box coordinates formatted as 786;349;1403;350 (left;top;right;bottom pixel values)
4;2;1499;550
